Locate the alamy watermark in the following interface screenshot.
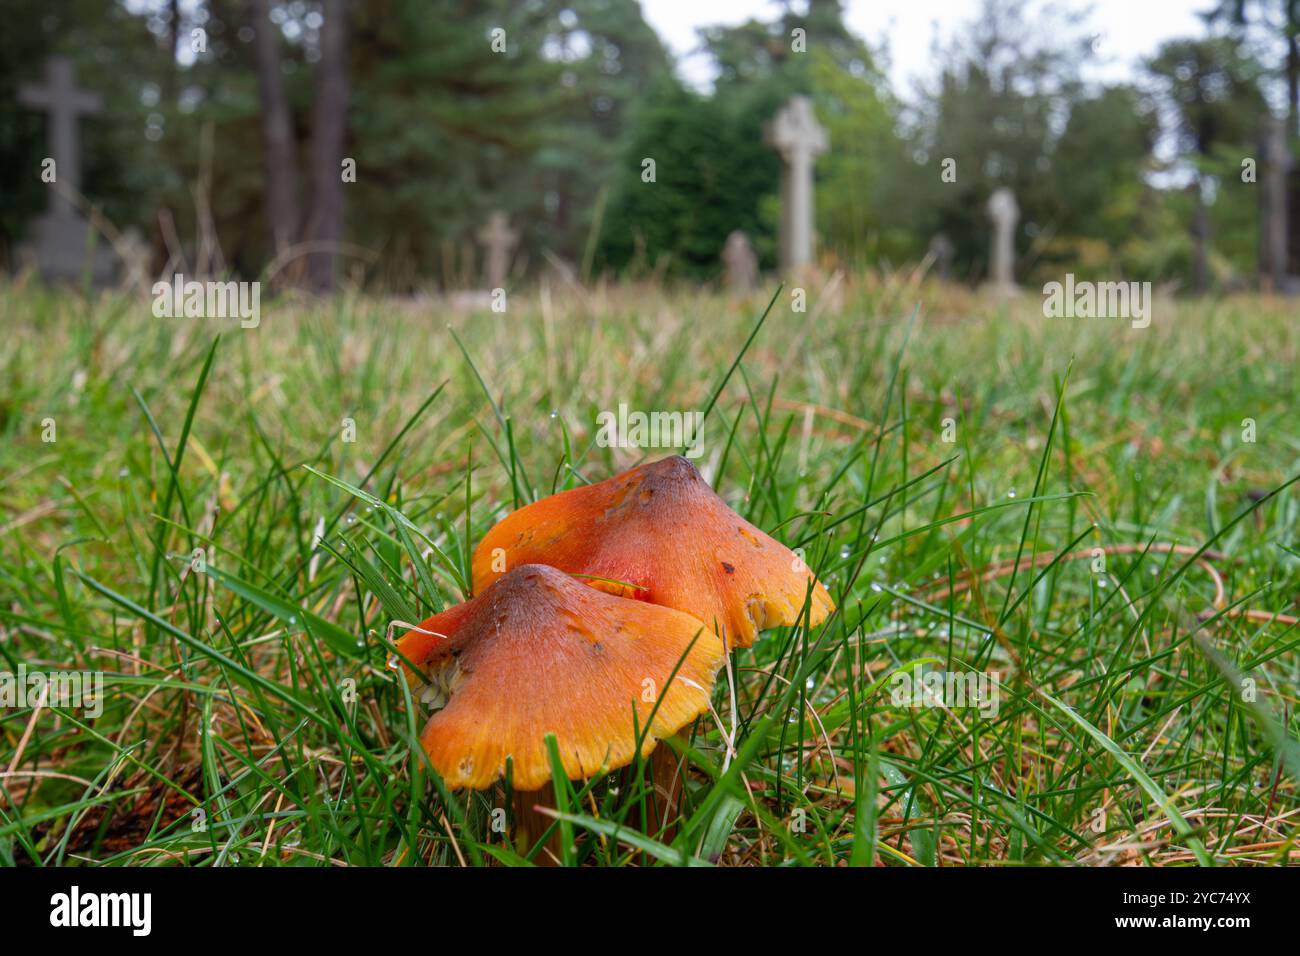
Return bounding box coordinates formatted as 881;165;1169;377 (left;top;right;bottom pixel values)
890;668;1000;717
152;273;261;328
50;886;150;936
595;403;704;458
0;665;103;718
1042;273;1151;329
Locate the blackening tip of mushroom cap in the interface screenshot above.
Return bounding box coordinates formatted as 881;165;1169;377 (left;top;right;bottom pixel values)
645;454;702;481
504;562;567;582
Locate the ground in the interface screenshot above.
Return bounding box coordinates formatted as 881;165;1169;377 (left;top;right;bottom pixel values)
1;277;1297;866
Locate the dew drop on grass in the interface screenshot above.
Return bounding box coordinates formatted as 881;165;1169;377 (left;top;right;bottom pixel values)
1007;489;1017;498
549;409;558;419
871;583;883;592
839;545;850;559
345;514;356;525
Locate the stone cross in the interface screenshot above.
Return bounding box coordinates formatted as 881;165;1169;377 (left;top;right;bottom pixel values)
986;188;1019;289
765;96;827;275
476;211;518;290
19;56;103;220
722;230;758;294
17;55;115;283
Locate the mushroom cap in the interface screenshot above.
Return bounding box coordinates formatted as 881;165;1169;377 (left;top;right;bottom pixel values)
396;564;725;791
472;456;834;648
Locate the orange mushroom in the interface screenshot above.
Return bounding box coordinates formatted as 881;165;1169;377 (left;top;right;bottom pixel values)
472;455;834;649
394;563;725;854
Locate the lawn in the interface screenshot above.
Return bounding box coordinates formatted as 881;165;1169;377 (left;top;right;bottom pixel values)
1;276;1297;866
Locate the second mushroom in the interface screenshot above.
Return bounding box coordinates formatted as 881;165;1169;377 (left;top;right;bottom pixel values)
396;563;725;859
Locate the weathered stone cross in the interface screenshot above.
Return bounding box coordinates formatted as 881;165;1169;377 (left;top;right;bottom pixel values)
986;188;1019;290
476;211;518;290
19;56;103;219
765;96;828;275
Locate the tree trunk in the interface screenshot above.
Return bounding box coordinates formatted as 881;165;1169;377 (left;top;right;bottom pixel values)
1288;30;1299;136
165;0;181;102
1263;116;1290;290
1190;179;1210;294
306;0;350;292
250;0;300;261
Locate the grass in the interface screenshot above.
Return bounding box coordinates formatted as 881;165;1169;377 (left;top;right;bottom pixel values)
1;273;1298;867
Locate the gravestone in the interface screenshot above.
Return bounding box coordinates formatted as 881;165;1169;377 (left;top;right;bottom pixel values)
722;230;758;294
476;211;518;291
116;229;152;293
928;233;955;281
17;56;115;283
765;96;827;275
986;188;1019;290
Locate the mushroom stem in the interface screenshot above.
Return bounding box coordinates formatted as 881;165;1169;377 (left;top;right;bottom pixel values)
512;783;561;865
647;731;690;842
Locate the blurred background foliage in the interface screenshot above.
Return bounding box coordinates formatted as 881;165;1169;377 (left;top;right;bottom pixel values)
0;0;1296;290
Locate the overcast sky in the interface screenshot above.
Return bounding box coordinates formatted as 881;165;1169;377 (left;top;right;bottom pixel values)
641;0;1209;93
